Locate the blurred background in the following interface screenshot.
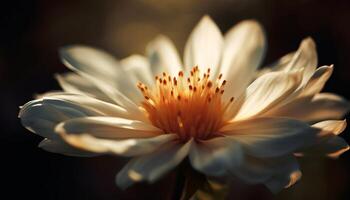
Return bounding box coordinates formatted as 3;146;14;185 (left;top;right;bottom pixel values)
1;0;350;199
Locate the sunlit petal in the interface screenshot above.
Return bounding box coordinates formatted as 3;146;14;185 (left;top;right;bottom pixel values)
146;35;183;76
265;93;350;122
220;20;266;99
56;73;114;103
300;65;333;97
274;37;317;85
19;98;98;139
38;138;97;157
60;46;144;113
231;71;302;121
184;16;223;75
59;133;177;156
121;54;155;87
56;116;162;139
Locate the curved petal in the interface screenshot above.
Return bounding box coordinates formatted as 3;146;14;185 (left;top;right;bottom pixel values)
265;93;350;122
116;140;192;189
221;117;319;158
312;120;347;136
55;73;114;103
184;16;223;75
60;46;143;113
19;98;98;139
276;37;318;85
220;20;266;99
120;55;154;87
298;136;349;158
19;98;100;157
232;155;298;186
296;120;349;158
59;133;177;156
38;92;141;121
268;52;295;71
264;162;301;193
189;137;243;176
38;138;97;157
231;71;302;121
56;116;162;139
146;35;182;77
300;65;333;97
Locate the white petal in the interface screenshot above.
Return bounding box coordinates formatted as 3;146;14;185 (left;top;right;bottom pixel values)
146;35;182;77
220;20;266;99
56;116;162;139
60;46;143;112
221;117;318;158
59;45;120;81
60;45;137;93
120;55;154;86
312;120;347;135
189;137;243;176
300;65;333;97
232;155;298;186
296;120;349;158
56;73;114;103
39;138;97;157
19;98;97;139
116;140;192;189
265;93;350;122
282;37;318;84
231;71;302;121
39;92;140;121
59;133;177;156
184;16;223;75
264;165;301;193
268;52;296;71
298;136;349;158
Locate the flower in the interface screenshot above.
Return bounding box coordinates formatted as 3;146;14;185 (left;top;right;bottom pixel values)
19;15;349;193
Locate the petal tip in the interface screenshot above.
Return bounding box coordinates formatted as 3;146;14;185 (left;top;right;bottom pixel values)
301;37;316;49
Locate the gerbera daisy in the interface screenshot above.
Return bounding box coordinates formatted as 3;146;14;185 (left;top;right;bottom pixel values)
19;16;349;195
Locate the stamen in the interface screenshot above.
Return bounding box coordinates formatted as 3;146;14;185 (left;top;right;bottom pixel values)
137;67;233;141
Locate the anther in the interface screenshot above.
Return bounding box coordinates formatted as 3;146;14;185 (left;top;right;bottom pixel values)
207;81;213;88
222;80;227;86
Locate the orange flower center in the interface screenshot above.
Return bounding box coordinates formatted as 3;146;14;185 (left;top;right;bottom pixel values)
137;67;234;141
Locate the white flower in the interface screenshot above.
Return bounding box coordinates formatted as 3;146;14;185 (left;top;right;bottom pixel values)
19;16;349;193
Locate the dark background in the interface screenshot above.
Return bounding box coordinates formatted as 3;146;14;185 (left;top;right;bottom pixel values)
1;0;350;199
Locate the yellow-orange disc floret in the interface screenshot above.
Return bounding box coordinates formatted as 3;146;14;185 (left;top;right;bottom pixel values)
137;66;234;141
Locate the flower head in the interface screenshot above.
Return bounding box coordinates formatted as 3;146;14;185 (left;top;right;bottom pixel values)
138;67;234;142
19;15;349;193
